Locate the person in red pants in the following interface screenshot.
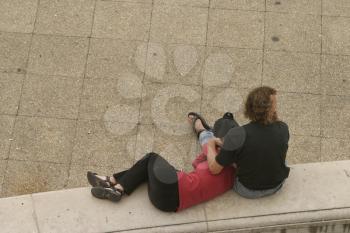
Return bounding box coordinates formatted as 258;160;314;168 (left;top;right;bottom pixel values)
87;112;236;212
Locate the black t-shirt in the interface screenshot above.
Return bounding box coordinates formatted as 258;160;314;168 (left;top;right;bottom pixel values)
215;121;290;190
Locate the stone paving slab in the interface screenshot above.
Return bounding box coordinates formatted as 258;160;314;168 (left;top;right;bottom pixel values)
207;9;264;49
0;0;37;33
0;195;38;233
0;115;15;160
92;1;152;41
0;0;350;199
19;74;82;119
263;51;320;94
9;116;76;164
1;160;350;233
264;12;321;53
34;0;95;37
28;35;89;77
32;186;206;233
71;120;136;168
266;0;321;15
0;32;31;73
2;160;68;197
150;5;208;45
210;0;265;11
0;73;24;115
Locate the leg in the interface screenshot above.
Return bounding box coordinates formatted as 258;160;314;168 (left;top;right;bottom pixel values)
147;154;179;212
113;152;157;195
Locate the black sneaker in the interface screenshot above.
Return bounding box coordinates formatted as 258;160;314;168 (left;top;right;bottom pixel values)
91;187;123;202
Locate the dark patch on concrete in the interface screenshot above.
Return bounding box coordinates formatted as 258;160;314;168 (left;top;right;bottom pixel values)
275;1;281;5
280;229;286;233
309;226;319;233
344;169;350;178
344;224;350;232
272;36;280;42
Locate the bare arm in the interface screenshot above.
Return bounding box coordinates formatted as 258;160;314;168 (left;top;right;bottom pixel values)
207;139;224;175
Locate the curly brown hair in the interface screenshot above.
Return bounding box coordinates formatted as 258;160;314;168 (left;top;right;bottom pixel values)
244;86;278;125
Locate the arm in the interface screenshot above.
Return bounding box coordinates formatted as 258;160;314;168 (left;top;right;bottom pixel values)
207;139;224;175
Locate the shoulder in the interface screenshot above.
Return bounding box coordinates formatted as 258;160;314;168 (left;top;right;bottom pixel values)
222;126;246;151
275;121;290;141
275;121;289;133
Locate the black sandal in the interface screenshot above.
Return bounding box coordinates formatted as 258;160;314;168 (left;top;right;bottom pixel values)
87;171;114;188
188;112;211;138
91;186;123;202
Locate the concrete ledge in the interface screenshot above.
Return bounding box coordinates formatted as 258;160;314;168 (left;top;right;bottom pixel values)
1;160;350;233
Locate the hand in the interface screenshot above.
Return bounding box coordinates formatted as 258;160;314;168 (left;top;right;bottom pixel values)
214;137;223;147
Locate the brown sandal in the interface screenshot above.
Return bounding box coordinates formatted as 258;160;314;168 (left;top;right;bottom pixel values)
87;171;115;188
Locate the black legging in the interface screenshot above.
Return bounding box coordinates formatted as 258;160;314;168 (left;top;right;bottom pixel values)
113;152;179;212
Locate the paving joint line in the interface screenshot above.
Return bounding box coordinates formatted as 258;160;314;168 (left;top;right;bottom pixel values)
63;0;98;188
31;194;42;233
0;0;42;197
319;0;324;162
133;0;154;165
261;0;267;86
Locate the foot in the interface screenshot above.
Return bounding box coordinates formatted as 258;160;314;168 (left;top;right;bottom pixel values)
91;186;123;202
188;115;205;135
87;171;117;188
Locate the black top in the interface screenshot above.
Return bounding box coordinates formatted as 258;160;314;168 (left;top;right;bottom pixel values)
215;121;290;190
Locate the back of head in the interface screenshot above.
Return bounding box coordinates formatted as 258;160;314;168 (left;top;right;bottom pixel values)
244;86;278;125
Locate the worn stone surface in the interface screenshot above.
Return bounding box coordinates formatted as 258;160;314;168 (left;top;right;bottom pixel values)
0;0;349;201
321;54;350;96
93;1;152;41
19;74;82;119
35;0;95;37
266;0;321;15
9;116;76;163
208;9;264;49
71;120;136;167
28;35;89;77
0;0;37;33
321;137;350;162
0;115;15;160
322;16;350;56
2;160;68;197
139;83;201;125
150;5;208;45
0;32;31;73
321;95;350;139
287;135;321;164
323;0;350;17
210;0;265;11
0;195;38;233
86;38;146;79
79;77;141;121
144;43;206;86
265;12;321;53
263;51;320;94
204;47;262;89
278;93;321;137
0;73;23;115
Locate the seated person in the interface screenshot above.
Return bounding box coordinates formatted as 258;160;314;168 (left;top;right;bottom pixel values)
208;86;290;199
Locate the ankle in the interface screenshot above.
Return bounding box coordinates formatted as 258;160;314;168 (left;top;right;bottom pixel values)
114;184;124;193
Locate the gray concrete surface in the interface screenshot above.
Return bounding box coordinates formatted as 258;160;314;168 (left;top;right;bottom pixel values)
0;160;350;233
0;0;349;197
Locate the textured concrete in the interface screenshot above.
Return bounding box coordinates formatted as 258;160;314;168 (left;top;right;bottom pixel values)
0;160;350;233
0;0;349;199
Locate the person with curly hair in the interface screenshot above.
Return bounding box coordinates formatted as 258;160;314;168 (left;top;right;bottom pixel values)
86;86;289;212
208;86;290;198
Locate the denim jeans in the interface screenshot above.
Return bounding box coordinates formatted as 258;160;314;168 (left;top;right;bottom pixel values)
233;177;284;199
